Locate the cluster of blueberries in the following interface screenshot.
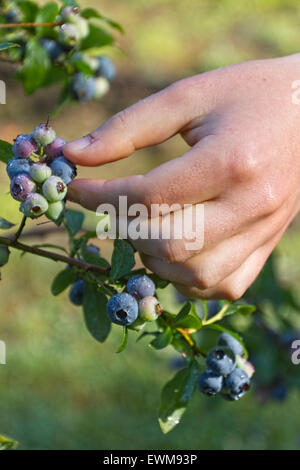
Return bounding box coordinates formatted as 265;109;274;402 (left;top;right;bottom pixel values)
106;275;162;327
199;333;253;401
1;4;116;102
6;124;76;220
69;272;162;329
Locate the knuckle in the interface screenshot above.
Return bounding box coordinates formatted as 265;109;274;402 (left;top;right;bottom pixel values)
222;283;245;301
230;146;260;182
160;240;185;264
193;266;216;290
259;182;284;215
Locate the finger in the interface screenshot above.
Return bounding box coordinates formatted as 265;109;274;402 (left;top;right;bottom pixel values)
173;221;289;300
139;201;292;287
63;76;213;166
67;135;228;213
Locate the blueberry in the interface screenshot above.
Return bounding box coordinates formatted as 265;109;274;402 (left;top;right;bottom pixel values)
198;370;223;396
12;134;38;158
42;176;67;202
69;279;84;306
72;16;89;39
139;296;162;321
32;124;56;146
20;193;48;218
39;38;64;61
271;382;287;402
50;156;76;185
127;274;155;299
30;163;52;183
58;23;81;46
71;52;99;72
45;137;66;160
60;6;79;21
224;368;250;398
93;77;110;99
5;8;22;23
96;57;116;80
10;174;36;202
6;157;32;179
46;200;64;221
84;244;100;255
206;346;236;376
218;332;243;356
70;73;95;102
106;293;139;326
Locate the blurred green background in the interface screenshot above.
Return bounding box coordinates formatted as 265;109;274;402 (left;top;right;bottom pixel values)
1;0;300;450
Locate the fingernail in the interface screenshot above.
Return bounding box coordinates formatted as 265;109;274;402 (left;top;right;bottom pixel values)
64;135;91;154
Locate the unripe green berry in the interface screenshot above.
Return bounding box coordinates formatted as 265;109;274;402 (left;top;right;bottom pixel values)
30;162;52;183
72;16;89;39
46;200;65;221
59;23;81;46
139;296;162;322
32;124;56;146
42;176;67;202
93;77;110;99
20;193;49;218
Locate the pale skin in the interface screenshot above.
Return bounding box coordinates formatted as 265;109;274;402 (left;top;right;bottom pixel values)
64;54;300;300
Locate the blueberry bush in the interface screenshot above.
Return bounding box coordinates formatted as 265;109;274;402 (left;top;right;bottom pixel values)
0;0;299;445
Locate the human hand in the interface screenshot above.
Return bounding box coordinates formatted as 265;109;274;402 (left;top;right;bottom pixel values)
64;54;300;299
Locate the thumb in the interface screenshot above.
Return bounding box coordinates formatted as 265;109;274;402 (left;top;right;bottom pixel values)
63;77;209;166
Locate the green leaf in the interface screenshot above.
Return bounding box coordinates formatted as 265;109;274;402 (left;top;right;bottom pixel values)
0;216;15;230
116;326;128;353
80;246;110;269
19;38;50;94
81;24;113;50
150;326;173;350
81;9;125;34
174;302;202;330
83;282;111;343
158;360;200;434
0;140;14;164
109;239;135;282
64;209;84;237
0;245;9;266
61;0;79;6
204;324;248;359
0;434;18;450
18;1;39;22
0;42;20;51
51;268;77;296
35;2;59;37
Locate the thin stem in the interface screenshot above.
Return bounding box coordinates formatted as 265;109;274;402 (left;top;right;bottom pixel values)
202;304;229;326
161;313;206;358
0;21;64;29
0;235;108;275
13;215;27;242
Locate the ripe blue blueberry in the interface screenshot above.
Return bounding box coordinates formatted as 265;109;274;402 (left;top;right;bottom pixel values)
32;124;56;147
224;368;250;400
5;8;22;23
93;77;110;99
218;332;243;356
10;174;36;202
127;274;155;299
58;23;81;46
50;156;76;184
30;162;52;183
198;370;223;396
96;57;116;80
45;137;66;159
6;157;32;179
46;200;64;221
69;279;84;306
12;134;38;158
42;176;67;202
39;38;64;61
106;293;139;326
84;244;100;255
20;193;49;218
71;73;95;102
139;296;162;321
206;346;236;376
